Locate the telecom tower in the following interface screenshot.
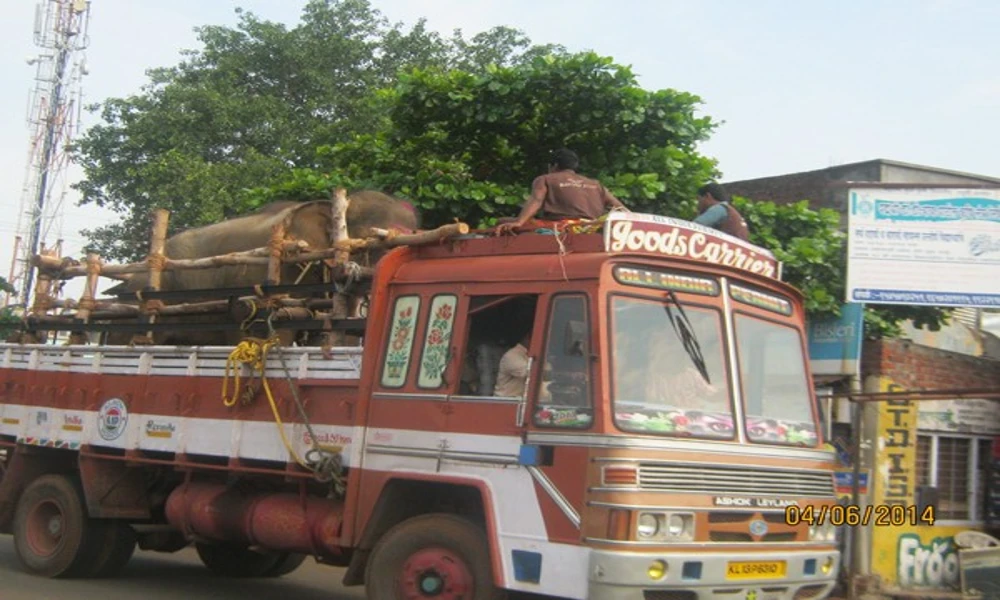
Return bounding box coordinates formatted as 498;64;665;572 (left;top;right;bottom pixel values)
3;0;92;308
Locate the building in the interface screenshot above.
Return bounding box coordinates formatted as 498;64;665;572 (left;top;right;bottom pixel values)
726;159;1000;594
724;158;1000;218
726;158;1000;361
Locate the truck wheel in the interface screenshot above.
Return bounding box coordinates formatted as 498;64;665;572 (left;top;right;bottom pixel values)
263;552;308;577
85;521;137;578
195;542;282;577
12;474;104;578
365;513;504;600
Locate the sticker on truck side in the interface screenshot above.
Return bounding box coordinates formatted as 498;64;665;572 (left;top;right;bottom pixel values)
98;398;128;441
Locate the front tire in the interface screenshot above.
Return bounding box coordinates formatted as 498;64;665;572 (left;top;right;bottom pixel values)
12;474;104;578
365;513;503;600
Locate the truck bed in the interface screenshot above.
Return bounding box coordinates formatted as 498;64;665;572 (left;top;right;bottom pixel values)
0;343;364;469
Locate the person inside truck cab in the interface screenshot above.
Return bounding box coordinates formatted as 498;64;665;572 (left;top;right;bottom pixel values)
693;182;750;241
495;330;532;397
495;148;629;234
494;330;553;401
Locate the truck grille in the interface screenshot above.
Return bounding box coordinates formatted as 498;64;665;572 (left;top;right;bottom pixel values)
638;462;835;497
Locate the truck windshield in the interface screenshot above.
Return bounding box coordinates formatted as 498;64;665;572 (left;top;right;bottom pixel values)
610;295;734;439
734;314;818;446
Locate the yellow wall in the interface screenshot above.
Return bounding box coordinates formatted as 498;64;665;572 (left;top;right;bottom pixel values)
868;377;987;589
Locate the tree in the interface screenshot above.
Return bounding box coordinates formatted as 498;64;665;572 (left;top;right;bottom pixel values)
72;0;564;261
250;52;718;230
0;277;20;339
243;48;946;337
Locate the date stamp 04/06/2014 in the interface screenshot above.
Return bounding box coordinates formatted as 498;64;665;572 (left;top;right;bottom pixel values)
784;504;936;527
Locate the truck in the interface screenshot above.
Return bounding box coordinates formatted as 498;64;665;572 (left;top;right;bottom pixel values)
0;209;841;599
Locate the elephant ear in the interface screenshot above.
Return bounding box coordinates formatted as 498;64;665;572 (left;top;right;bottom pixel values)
282;200;336;250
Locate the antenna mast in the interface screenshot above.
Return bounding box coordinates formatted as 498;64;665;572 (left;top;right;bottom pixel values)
3;0;92;308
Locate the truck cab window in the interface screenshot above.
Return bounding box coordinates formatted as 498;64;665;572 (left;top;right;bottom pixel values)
533;294;593;429
458;295;538;398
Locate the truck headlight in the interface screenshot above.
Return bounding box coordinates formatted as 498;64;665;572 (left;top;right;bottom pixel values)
637;513;660;538
665;513;694;541
809;522;837;542
636;512;694;541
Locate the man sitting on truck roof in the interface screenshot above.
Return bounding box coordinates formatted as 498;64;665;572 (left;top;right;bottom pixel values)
495;149;629;234
693;182;750;241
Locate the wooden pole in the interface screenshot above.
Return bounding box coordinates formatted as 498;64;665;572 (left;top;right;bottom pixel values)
26;245;57;344
148;209;169;292
266;223;285;286
137;209;169;345
68;253;101;344
328;187;351;347
33;240;310;279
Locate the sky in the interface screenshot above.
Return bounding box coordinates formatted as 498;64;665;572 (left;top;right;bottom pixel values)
1;0;999;302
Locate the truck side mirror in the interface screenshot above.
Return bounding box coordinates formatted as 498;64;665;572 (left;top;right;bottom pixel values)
564;320;587;356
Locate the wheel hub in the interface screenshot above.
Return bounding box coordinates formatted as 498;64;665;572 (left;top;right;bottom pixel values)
47;515;63;537
27;500;64;557
400;547;474;599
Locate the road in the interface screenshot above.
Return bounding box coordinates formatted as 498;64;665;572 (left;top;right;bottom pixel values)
0;535;366;600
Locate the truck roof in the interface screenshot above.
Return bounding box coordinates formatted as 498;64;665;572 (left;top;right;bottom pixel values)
389;213;798;298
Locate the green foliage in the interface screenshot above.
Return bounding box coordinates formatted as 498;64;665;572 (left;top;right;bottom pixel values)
248;52;718;230
73;0;564;261
0;277;20;339
734;197;950;338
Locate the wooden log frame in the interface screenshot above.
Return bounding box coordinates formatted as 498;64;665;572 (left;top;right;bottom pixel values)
29;224;468;281
17;188;471;342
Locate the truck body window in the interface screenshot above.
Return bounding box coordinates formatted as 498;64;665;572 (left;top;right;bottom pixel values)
381;295;421;388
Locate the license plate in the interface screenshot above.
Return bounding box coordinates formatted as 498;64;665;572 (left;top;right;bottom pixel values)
725;560;787;579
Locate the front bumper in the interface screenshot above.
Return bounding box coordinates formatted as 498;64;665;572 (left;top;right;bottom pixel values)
588;548;839;600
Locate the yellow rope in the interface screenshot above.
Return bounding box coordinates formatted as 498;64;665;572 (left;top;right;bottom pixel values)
221;337;341;474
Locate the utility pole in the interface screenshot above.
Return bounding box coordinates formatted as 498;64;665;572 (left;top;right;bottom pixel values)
3;0;91;308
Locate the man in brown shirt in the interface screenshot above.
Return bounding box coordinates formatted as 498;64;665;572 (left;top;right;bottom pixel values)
497;149;628;233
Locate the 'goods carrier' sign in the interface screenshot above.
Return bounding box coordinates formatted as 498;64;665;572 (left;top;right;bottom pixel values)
604;212;781;279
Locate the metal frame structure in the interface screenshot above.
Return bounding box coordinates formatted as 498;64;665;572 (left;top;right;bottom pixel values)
4;0;92;309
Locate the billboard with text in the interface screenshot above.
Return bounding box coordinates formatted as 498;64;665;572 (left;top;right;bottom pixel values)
846;187;1000;308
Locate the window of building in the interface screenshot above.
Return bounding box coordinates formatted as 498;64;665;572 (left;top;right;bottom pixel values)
916;434;993;522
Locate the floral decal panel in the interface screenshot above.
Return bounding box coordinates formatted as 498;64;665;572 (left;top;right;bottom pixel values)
417;295;457;389
381;295;421;388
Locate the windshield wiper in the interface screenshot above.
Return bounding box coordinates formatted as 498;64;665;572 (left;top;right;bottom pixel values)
663;290;712;385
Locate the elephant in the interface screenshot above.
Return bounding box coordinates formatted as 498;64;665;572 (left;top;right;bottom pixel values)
101;190;420;347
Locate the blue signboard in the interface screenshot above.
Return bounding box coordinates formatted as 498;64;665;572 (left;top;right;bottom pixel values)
808;303;864;376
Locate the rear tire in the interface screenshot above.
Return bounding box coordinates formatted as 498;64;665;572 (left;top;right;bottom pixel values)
365;513;504;600
12;474;104;578
195;542;282;578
